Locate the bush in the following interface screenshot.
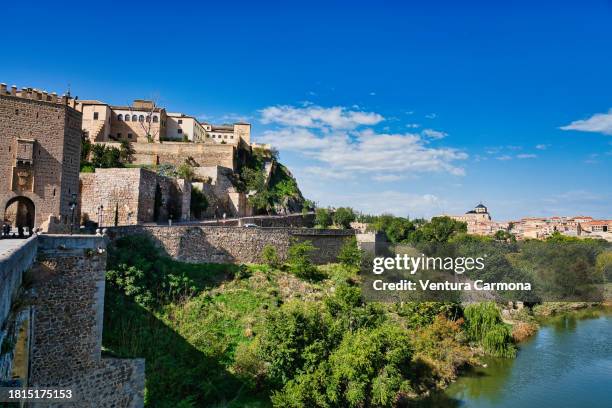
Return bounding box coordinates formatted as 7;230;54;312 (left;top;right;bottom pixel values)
332;207;356;229
463;302;516;358
337;236;363;268
177;163;195;181
106;235;197;308
262;244;280;269
287;240;321;280
315;208;332;228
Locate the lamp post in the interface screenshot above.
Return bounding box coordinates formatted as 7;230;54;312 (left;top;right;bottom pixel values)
97;204;104;229
69;193;78;235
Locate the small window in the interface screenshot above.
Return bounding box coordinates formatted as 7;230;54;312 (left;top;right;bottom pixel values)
132;115;138;121
224;135;228;139
125;114;130;121
93;112;99;120
178;129;183;134
117;133;122;138
118;114;123;121
139;115;144;122
152;115;159;123
15;109;19;115
128;133;133;139
230;135;234;138
146;116;150;123
53;188;56;197
178;119;183;124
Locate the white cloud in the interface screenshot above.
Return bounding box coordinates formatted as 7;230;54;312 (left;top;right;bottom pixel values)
406;123;420;129
535;144;549;150
560;109;612;135
425;113;437;119
421;128;448;139
516;153;537;159
496;155;512;161
260;104;384;130
369;92;376;96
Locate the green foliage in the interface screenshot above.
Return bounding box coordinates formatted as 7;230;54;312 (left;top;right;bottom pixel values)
338;237;363;269
416;216;467;243
315;208;332;228
177;163;195;181
369;214;417;243
463;302;516;358
396;302;459;329
271;324;414;408
190;187;208;219
333;207;356;229
287;240;321;280
90;144;124;168
119;140;135;164
80;163;95;173
494;229;516;242
262;244;280;268
106;235;199;308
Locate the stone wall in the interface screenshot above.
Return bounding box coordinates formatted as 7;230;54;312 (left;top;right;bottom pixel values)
107;141;237;170
0;237;37;381
28;235;144;407
238;213;315;228
108;225;354;264
0;92;82;230
79;168;190;226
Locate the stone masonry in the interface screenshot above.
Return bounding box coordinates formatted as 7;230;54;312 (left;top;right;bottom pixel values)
0;84;82;232
108;225;355;264
80;167;191;226
29;235;144;407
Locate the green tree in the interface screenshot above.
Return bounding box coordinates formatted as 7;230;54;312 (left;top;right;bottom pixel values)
417;216;467;243
287;240;320;280
262;244;280;269
338;236;363;269
315;208;332;228
119;140;135;164
333;207;356;229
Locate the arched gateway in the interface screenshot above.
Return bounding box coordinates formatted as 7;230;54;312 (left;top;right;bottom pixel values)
4;196;35;231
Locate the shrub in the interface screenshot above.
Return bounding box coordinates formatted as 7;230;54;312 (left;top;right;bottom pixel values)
262;244;280;269
332;207;356;229
287;240;321;280
337;236;363;269
463;302;516;358
315;208;332;228
177;163;195;181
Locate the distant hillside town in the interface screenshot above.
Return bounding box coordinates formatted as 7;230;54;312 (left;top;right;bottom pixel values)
447;203;612;241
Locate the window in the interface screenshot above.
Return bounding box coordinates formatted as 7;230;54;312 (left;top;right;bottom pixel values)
146;116;150;123
128;133;133;139
94;112;99;120
230;135;234;138
132;115;138;121
138;115;144;122
118;114;123;121
152;115;159;123
178;129;183;134
125;114;130;121
224;135;228;139
117;133;122;138
178;119;183;124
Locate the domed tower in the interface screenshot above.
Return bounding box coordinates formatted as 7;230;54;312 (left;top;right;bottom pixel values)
474;203;488;214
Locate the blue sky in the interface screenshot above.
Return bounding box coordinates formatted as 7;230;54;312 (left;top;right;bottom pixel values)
2;1;611;220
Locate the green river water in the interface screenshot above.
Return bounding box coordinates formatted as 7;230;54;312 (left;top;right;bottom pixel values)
419;307;612;408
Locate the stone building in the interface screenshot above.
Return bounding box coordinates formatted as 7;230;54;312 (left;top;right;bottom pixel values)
78;99;167;143
79;168;191;227
0;83;82;232
166;112;206;141
447;203;507;235
201;122;251;145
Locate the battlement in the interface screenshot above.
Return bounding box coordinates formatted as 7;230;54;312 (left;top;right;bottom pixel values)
0;82;78;109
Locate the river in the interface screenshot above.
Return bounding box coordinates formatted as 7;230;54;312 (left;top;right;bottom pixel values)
419;307;612;408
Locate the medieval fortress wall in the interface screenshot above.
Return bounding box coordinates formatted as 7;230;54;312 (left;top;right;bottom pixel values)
108;225;355;264
0;236;144;408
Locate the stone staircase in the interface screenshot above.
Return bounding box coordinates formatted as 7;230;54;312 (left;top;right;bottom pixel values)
90;121;106;141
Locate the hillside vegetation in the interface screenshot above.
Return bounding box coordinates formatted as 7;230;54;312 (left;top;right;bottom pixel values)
102;235;520;408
